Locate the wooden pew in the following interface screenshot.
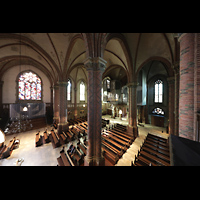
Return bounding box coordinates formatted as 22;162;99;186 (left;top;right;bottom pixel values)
43;130;50;143
147;133;167;143
50;130;60;147
142;146;170;163
102;135;126;152
60;131;68;143
75;125;86;136
145;139;169;152
71;147;84;166
1;146;10;158
139;150;170;166
143;142;169;157
102;145;119;165
35;131;42;147
0;137;20;158
0;145;7;159
70;127;81;138
146;135;169;147
101;139;123;157
57;148;71;166
106;129;132;144
103;132;130;149
133;133;170;166
110;128;134;142
135;154;157;166
77;141;87;155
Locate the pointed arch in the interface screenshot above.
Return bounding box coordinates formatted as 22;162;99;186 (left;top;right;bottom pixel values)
103;33;134;83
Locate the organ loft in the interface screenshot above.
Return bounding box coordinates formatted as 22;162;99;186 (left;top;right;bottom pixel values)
0;33;200;166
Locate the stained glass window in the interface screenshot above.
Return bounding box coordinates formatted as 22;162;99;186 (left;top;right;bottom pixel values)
80;81;85;101
155;79;163;103
152;107;164;115
18;71;42;100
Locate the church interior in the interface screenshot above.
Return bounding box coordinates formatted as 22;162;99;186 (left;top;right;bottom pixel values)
0;33;200;166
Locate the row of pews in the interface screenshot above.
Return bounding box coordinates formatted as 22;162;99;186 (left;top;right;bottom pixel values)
57;139;87;166
35;130;51;147
132;133;170;166
57;122;133;166
35;122;88;148
102;123;134;165
53;117;107;131
0;137;20;159
68;116;87;126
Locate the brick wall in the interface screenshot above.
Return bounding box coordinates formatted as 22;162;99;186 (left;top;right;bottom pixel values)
179;33;195;140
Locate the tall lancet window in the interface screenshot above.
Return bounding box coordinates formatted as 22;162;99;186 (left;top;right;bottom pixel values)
67;79;71;101
18;71;42;100
80;81;85;101
155;79;163;103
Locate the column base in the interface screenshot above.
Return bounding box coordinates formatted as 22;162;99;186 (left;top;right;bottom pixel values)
127;125;138;139
53;116;59;123
57;123;69;134
84;155;105;166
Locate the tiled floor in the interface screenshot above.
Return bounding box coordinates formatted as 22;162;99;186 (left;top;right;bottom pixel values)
0;125;83;166
0;116;169;166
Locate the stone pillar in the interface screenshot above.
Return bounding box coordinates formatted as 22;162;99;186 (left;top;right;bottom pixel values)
167;76;175;135
57;82;68;134
74;85;77;119
173;63;180;136
0;81;3;117
127;81;138;139
179;33;195;140
194;33;200;141
145;80;149;124
53;84;59;123
84;57;107;166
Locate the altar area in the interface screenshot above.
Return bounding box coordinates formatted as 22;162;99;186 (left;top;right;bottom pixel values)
9;103;46;121
4;103;46;134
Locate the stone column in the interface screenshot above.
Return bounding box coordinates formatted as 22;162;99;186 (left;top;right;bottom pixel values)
53;84;59;123
84;57;107;166
167;76;175;135
127;81;138;139
0;81;3;117
178;33;195;140
173;63;180;136
74;85;77;119
57;81;68;134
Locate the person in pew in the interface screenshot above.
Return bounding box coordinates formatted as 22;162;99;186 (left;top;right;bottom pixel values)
68;144;76;156
68;143;73;151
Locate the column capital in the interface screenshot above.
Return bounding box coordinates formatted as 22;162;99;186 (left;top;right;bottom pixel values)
57;81;68;86
84;57;107;72
167;76;175;85
127;81;139;88
172;62;179;74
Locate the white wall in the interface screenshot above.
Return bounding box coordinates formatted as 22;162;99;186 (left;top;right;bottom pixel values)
2;65;51;104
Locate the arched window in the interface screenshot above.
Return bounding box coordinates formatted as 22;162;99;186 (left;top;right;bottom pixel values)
67;79;71;101
80;81;85;101
155;79;163;103
18;71;42;100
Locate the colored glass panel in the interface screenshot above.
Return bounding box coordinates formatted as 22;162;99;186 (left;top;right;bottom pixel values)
18;72;42;100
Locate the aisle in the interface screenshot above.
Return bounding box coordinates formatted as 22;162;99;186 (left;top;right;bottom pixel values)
115;124;169;166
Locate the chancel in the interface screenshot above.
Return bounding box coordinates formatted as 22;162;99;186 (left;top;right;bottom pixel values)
1;33;200;166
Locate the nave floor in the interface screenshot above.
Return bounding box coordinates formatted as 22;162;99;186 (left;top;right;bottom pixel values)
0;117;169;166
0;125;83;166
